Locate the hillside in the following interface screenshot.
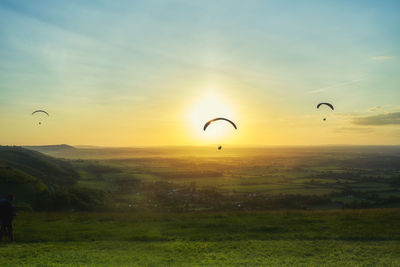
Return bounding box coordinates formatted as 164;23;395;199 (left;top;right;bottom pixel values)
23;144;77;158
0;146;79;186
0;146;106;210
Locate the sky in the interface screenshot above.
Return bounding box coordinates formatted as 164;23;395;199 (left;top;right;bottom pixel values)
0;0;399;146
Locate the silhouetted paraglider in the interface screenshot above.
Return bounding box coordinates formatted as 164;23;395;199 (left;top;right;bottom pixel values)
317;103;334;121
203;118;236;150
32;110;49;126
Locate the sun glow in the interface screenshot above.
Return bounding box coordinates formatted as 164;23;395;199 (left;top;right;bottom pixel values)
186;92;237;144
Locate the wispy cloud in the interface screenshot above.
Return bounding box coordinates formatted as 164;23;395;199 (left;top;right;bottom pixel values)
368;106;381;112
334;127;374;133
335;112;362;117
371;56;395;61
305;78;364;95
353;112;400;126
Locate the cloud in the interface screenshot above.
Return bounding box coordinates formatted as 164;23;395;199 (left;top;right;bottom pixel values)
335;112;361;117
353;112;400;126
368;106;381;112
305;78;364;95
371;56;395;61
305;88;325;95
334;127;374;133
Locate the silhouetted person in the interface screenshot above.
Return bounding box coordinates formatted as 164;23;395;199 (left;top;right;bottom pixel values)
0;194;16;242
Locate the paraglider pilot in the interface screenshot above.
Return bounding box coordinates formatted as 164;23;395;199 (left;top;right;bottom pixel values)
0;194;16;242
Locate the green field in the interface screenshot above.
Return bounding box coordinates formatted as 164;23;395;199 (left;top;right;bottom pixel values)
2;146;400;265
3;240;400;266
62;146;400;211
1;209;400;266
2;145;400;212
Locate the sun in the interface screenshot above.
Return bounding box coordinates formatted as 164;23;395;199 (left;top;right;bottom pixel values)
186;92;237;143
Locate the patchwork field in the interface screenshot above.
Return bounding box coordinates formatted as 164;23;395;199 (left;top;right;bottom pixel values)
2;146;400;265
58;146;400;211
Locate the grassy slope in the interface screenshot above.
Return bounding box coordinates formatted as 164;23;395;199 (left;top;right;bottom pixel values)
0;146;82;209
0;209;399;266
0;146;79;186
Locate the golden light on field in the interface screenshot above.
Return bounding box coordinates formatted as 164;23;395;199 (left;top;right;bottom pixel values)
186;92;238;144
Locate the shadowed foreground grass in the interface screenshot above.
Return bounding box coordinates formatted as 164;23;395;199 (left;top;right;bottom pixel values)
1;240;400;266
1;209;400;266
13;209;400;242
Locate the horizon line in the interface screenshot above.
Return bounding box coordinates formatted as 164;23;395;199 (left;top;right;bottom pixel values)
12;144;400;149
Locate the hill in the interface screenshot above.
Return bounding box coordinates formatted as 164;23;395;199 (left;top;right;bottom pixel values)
23;144;77;156
0;146;79;186
0;146;107;211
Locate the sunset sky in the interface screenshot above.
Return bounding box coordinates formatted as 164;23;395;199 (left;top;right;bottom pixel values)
0;0;399;146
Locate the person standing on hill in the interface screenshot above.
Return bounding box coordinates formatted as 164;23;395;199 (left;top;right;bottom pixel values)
0;194;16;242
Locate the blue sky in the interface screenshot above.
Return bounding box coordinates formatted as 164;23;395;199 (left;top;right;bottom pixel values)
0;0;399;145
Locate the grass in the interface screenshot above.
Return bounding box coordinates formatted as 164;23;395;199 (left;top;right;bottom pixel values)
1;209;400;265
10;209;400;242
2;240;400;266
3;146;400;265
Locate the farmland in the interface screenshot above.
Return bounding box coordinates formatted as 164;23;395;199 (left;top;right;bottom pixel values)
1;145;400;265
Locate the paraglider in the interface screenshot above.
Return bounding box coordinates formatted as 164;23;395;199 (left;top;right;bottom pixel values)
203;118;237;131
203;118;237;150
32;110;49;126
317;103;334;121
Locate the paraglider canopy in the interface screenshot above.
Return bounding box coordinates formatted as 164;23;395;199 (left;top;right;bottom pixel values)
203;118;237;131
32;110;49;116
317;103;334;110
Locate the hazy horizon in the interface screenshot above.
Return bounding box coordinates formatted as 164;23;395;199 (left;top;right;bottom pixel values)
11;143;400;148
